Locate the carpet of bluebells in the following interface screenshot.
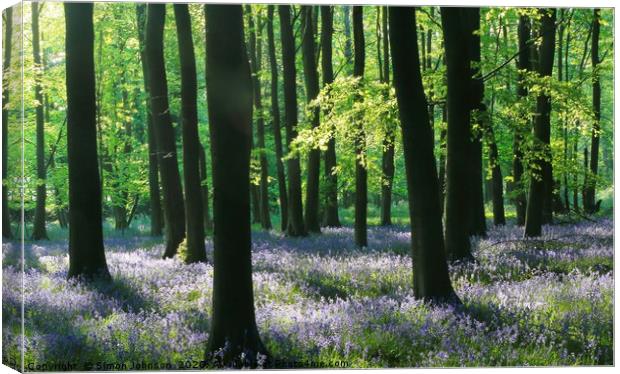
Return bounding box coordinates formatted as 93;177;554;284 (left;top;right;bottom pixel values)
2;219;614;369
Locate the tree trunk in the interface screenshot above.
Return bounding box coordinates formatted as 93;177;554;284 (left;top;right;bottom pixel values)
353;6;367;248
65;2;110;280
485;118;506;225
389;6;459;303
279;5;306;237
343;5;352;71
320;5;341;228
513;15;530;226
145;4;186;257
524;9;556;237
175;4;206;263
584;9;601;213
2;7;12;239
266;5;288;232
32;3;48;240
441;7;475;261
198;145;212;232
380;6;395;227
136;3;163;236
204;4;267;365
301;6;321;233
438;105;447;219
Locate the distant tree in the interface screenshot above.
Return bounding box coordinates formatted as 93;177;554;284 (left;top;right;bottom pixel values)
32;2;49;240
198;144;212;232
353;6;367;248
389;6;459;302
380;6;395;227
145;4;186;257
279;5;306;237
2;7;13;239
204;4;268;366
174;4;206;263
266;5;288;232
524;9;556;237
135;3;163;237
584;8;601;214
320;5;341;228
65;2;110;279
301;5;321;233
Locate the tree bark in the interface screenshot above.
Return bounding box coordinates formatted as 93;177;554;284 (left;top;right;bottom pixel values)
175;4;207;263
2;7;13;239
279;5;306;237
524;9;556;237
584;9;601;213
145;4;186;256
353;6;367;248
441;7;474;261
389;6;459;303
320;5;341;228
32;3;48;240
204;4;267;365
438;105;447;219
485;115;506;225
65;2;110;280
301;6;321;233
266;5;288;232
380;6;395;226
136;4;163;236
198;144;212;232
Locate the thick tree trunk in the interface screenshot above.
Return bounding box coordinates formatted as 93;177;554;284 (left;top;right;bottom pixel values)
279;5;306;237
175;4;206;263
32;3;48;240
513;15;530;226
204;5;267;365
441;7;474;261
380;6;395;227
266;5;288;232
353;6;367;248
389;7;459;303
524;9;556;237
584;9;601;213
136;4;163;236
65;2;110;280
320;6;341;228
2;7;12;239
301;6;321;233
198;145;212;232
145;4;186;257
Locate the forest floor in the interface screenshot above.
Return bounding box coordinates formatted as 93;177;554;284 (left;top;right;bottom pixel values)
2;218;614;369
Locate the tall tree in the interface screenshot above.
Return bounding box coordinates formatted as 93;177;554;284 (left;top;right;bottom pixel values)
441;7;475;261
279;5;306;237
353;6;367;247
301;6;321;233
145;4;186;257
584;8;601;213
524;9;556;237
320;5;341;228
174;4;206;263
31;2;48;240
246;6;272;230
389;6;458;302
380;6;395;226
135;4;163;237
266;5;288;232
2;7;12;239
65;2;110;280
198;144;212;232
343;6;352;69
204;4;267;365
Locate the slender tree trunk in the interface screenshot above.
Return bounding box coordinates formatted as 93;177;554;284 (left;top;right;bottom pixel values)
279;5;306;237
380;6;395;226
175;4;206;263
485;119;506;225
438;105;447;219
65;2;110;280
2;7;13;239
441;7;474;261
343;5;352;71
353;6;367;248
573;136;579;210
145;4;186;257
31;3;48;240
198;144;212;232
204;5;267;365
320;5;341;228
266;5;288;232
301;6;321;233
557;9;570;212
582;147;589;206
584;9;601;213
389;6;459;303
524;9;556;237
513;15;530;226
136;4;163;236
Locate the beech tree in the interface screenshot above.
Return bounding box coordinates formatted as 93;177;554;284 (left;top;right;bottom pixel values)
584;8;601;213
